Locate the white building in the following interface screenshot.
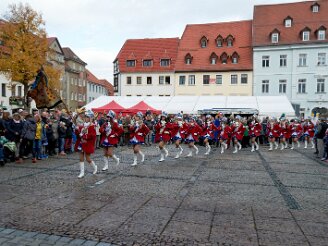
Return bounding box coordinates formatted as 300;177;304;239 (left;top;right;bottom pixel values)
253;0;328;117
113;38;179;97
0;74;25;111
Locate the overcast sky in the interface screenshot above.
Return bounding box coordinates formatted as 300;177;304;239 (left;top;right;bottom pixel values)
0;0;304;83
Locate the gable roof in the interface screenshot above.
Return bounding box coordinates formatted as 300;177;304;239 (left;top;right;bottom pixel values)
47;37;64;55
115;38;180;73
175;20;253;72
253;0;328;46
62;47;87;65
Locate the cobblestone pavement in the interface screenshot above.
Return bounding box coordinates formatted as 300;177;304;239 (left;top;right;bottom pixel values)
0;144;327;245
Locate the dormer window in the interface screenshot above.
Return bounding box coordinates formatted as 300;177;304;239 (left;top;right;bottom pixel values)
210;52;218;65
284;16;293;28
316;26;326;40
143;59;152;67
220;52;228;64
270;29;280;43
226;35;234;47
301;27;311;41
185;53;193;65
200;36;208;48
126;60;136;67
231;52;239;64
216;35;223;47
160;59;170;67
311;3;320;12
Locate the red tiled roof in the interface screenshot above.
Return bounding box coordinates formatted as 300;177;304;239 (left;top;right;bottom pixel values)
86;69;102;85
62;47;87;65
175;20;253;72
253;0;328;46
115;38;180;73
99;79;114;96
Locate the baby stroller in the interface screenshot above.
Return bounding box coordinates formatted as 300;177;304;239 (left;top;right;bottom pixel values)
0;137;16;165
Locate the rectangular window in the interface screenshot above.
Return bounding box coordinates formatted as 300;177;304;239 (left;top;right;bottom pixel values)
12;86;16;96
262;80;269;93
285;19;291;27
231;75;238;85
216;75;222;85
159;76;164;85
165;76;170;85
137;77;142;85
89;84;91;91
147;76;152;85
280;55;287;67
126;76;132;85
126;60;136;67
1;83;6;97
17;86;22;97
317;79;325;93
298;79;306;93
241;74;248;84
203;75;210;85
318;30;326;40
318;53;326;65
302;31;310;41
262;56;270;67
188;75;195;85
271;33;279;43
143;60;152;67
71;92;74;100
160;59;170;67
279;80;287;93
179;76;185;85
299;54;307;66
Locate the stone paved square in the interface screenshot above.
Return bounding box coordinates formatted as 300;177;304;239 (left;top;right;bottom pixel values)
0;146;327;245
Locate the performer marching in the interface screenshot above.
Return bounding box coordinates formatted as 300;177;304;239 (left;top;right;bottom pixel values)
219;117;231;154
155;112;171;162
171;113;186;159
201;115;218;155
279;117;291;150
267;117;281;151
75;110;97;178
99;110;123;171
185;116;201;157
249;117;262;152
303;117;315;149
129;112;149;166
290;119;302;150
232;116;245;154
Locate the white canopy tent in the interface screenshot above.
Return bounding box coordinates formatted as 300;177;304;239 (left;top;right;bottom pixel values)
84;96;295;117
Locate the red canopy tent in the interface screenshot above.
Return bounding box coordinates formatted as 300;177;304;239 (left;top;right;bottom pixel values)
123;101;161;115
92;100;125;114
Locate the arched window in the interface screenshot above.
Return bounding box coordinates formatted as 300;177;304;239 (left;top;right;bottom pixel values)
200;36;208;48
185;53;193;65
226;35;234;47
216;35;223;47
210;52;218;65
231;52;239;64
220;52;228;64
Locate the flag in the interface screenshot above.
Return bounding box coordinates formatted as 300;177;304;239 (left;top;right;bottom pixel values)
27;69;62;109
209;78;216;84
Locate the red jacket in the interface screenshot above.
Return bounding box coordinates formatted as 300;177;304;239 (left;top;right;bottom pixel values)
249;122;262;137
303;122;315;137
201;122;219;139
267;123;281;138
185;123;202;142
75;124;96;154
171;121;188;139
220;125;232;140
232;123;245;141
155;121;172;142
280;122;291;139
100;121;124;146
129;123;150;143
291;123;302;137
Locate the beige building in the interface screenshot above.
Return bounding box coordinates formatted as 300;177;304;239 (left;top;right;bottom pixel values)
174;21;253;96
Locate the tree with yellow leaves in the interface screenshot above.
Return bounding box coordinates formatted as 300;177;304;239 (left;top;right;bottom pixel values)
0;3;61;107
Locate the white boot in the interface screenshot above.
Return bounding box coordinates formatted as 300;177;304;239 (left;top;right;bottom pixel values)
187;149;193;157
280;143;285;150
78;162;85;178
285;142;288;149
255;142;259;151
237;142;242;150
205;144;211;155
274;142;279;150
112;155;120;166
193;145;199;155
269;142;273;151
163;147;169;158
102;156;109;171
179;146;183;155
311;140;315;149
175;152;180;159
291;142;294;150
159;153;165;162
222;142;228;149
304;141;308;149
132;154;138;166
139;151;145;163
221;146;224;154
91;161;97;175
251;143;255;152
233;145;238;154
297;141;300;148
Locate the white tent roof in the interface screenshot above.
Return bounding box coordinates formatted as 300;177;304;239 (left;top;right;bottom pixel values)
84;95;295;117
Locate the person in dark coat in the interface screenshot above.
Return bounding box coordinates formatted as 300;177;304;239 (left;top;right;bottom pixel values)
5;113;23;161
19;114;36;162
